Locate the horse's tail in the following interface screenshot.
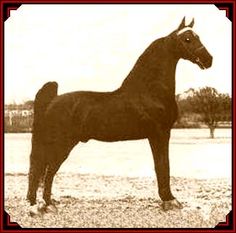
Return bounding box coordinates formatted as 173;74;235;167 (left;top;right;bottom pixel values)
33;81;58;139
27;82;58;204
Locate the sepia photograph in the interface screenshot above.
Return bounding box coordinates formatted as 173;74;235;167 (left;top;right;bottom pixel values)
4;3;232;228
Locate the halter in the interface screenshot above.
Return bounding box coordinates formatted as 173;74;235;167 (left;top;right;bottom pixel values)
176;28;206;65
176;27;193;36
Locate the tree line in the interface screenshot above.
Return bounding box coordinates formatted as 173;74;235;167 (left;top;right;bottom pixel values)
176;87;231;138
4;87;231;138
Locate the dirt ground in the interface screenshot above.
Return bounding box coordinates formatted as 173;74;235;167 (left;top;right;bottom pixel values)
4;173;231;228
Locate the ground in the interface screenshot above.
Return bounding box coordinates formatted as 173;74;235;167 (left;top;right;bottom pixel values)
4;173;231;228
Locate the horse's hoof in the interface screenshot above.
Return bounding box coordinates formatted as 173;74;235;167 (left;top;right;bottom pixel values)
51;198;60;205
45;204;58;213
161;199;183;211
29;200;48;216
29;204;40;217
38;200;46;213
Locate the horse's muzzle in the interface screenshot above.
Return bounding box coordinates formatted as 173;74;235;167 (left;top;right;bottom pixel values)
195;47;213;70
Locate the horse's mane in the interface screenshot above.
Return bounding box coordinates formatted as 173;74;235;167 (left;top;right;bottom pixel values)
120;35;176;95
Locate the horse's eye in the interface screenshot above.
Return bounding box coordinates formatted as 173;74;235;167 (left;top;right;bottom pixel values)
185;38;191;42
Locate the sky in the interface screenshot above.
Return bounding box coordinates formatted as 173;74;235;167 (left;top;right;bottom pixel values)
4;4;232;104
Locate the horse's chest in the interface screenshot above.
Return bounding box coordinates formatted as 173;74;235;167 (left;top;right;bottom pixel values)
133;95;178;129
162;100;178;127
145;97;178;128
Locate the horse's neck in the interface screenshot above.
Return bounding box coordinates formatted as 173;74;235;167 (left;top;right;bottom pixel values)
120;38;178;99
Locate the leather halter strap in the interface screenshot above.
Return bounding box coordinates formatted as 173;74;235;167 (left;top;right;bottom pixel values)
177;27;193;36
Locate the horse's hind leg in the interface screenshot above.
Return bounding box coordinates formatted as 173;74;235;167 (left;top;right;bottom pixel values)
43;160;63;207
42;141;76;211
27;145;45;206
27;144;49;217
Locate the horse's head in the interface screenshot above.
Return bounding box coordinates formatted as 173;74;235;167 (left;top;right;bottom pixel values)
171;17;213;69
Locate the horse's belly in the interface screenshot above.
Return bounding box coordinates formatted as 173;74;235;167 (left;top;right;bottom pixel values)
90;125;150;142
84;111;151;142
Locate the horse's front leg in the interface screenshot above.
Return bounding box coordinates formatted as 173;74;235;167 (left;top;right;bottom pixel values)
148;130;183;211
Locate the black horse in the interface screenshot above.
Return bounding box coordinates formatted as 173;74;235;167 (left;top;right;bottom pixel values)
27;17;212;215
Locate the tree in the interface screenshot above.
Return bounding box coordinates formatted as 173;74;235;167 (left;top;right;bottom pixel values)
186;87;231;138
24;100;34;110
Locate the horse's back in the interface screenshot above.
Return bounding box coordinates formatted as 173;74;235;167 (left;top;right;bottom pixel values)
43;90;158;142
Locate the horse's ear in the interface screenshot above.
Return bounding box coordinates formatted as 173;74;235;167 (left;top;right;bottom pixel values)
177;17;186;30
188;18;194;28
